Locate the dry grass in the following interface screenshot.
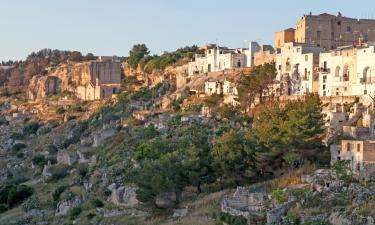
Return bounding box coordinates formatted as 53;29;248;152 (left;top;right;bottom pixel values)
272;164;318;189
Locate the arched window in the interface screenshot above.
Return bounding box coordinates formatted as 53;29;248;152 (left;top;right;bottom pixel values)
335;66;341;77
237;60;241;68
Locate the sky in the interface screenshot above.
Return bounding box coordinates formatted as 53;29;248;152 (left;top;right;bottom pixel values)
1;0;375;61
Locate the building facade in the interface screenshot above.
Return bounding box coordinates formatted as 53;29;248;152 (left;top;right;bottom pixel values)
75;60;121;101
294;13;375;50
275;28;295;49
319;43;375;97
274;42;324;96
188;42;262;76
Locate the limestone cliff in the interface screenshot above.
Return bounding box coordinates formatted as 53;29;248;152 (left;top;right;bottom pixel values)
27;60;121;100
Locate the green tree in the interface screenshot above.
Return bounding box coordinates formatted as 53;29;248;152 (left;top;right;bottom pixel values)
237;62;276;110
212;130;256;182
128;44;150;69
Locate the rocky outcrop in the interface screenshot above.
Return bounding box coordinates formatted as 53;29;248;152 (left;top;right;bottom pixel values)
110;185;139;207
27;75;61;100
57;150;77;166
55;196;82;216
27;60;121;100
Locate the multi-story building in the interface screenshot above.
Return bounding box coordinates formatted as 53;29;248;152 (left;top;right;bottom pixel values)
188;42;263;76
331;140;375;177
319;43;375;97
277;12;375;51
274;42;324;96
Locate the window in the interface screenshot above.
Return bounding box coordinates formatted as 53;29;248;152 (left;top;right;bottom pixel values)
357;144;361;152
347;142;351;151
347;26;351;32
208;50;212;54
317;30;321;40
337;21;341;26
337;156;341;160
323;85;326;90
305;55;308;61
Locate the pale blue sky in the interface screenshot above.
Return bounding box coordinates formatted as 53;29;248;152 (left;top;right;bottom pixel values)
1;0;375;61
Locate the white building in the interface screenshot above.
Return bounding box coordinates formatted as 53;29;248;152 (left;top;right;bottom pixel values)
188;42;262;76
204;78;222;95
275;42;324;96
319;43;375;97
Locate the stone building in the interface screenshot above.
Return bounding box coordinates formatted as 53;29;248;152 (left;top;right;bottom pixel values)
275;28;295;49
318;43;375;97
278;12;375;50
204;78;222;95
254;45;276;66
274;42;324;96
331;140;375;177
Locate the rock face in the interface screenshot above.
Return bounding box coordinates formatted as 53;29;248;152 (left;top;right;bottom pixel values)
27;60;121;100
110;185;139;207
57;150;77;166
27;75;61;100
55;197;82;216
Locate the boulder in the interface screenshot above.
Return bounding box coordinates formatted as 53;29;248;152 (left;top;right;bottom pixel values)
110;185;139;207
173;207;188;218
55;197;82;216
57;150;77;166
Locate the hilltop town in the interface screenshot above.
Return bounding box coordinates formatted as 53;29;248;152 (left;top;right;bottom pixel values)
0;12;375;225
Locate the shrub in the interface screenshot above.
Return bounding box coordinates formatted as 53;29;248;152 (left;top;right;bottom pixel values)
69;206;82;219
32;154;48;167
0;204;7;213
5;185;34;207
23;122;40;135
91;198;104;208
52;185;68;202
10;132;24;140
218;212;247;225
12;143;26;152
22;196;41;212
133;144;152;160
46;144;58;154
78;164;89;179
271;188;288;204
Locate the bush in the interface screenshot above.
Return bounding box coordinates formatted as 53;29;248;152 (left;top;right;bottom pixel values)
271;188;288;204
0;204;7;213
12;143;26;152
23;122;40;135
10;132;24;140
32;154;47;167
46;144;58;154
3;185;34;207
91;198;104;208
69;206;82;219
52;185;68;202
22;196;41;212
218;212;247;225
78;164;89;179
